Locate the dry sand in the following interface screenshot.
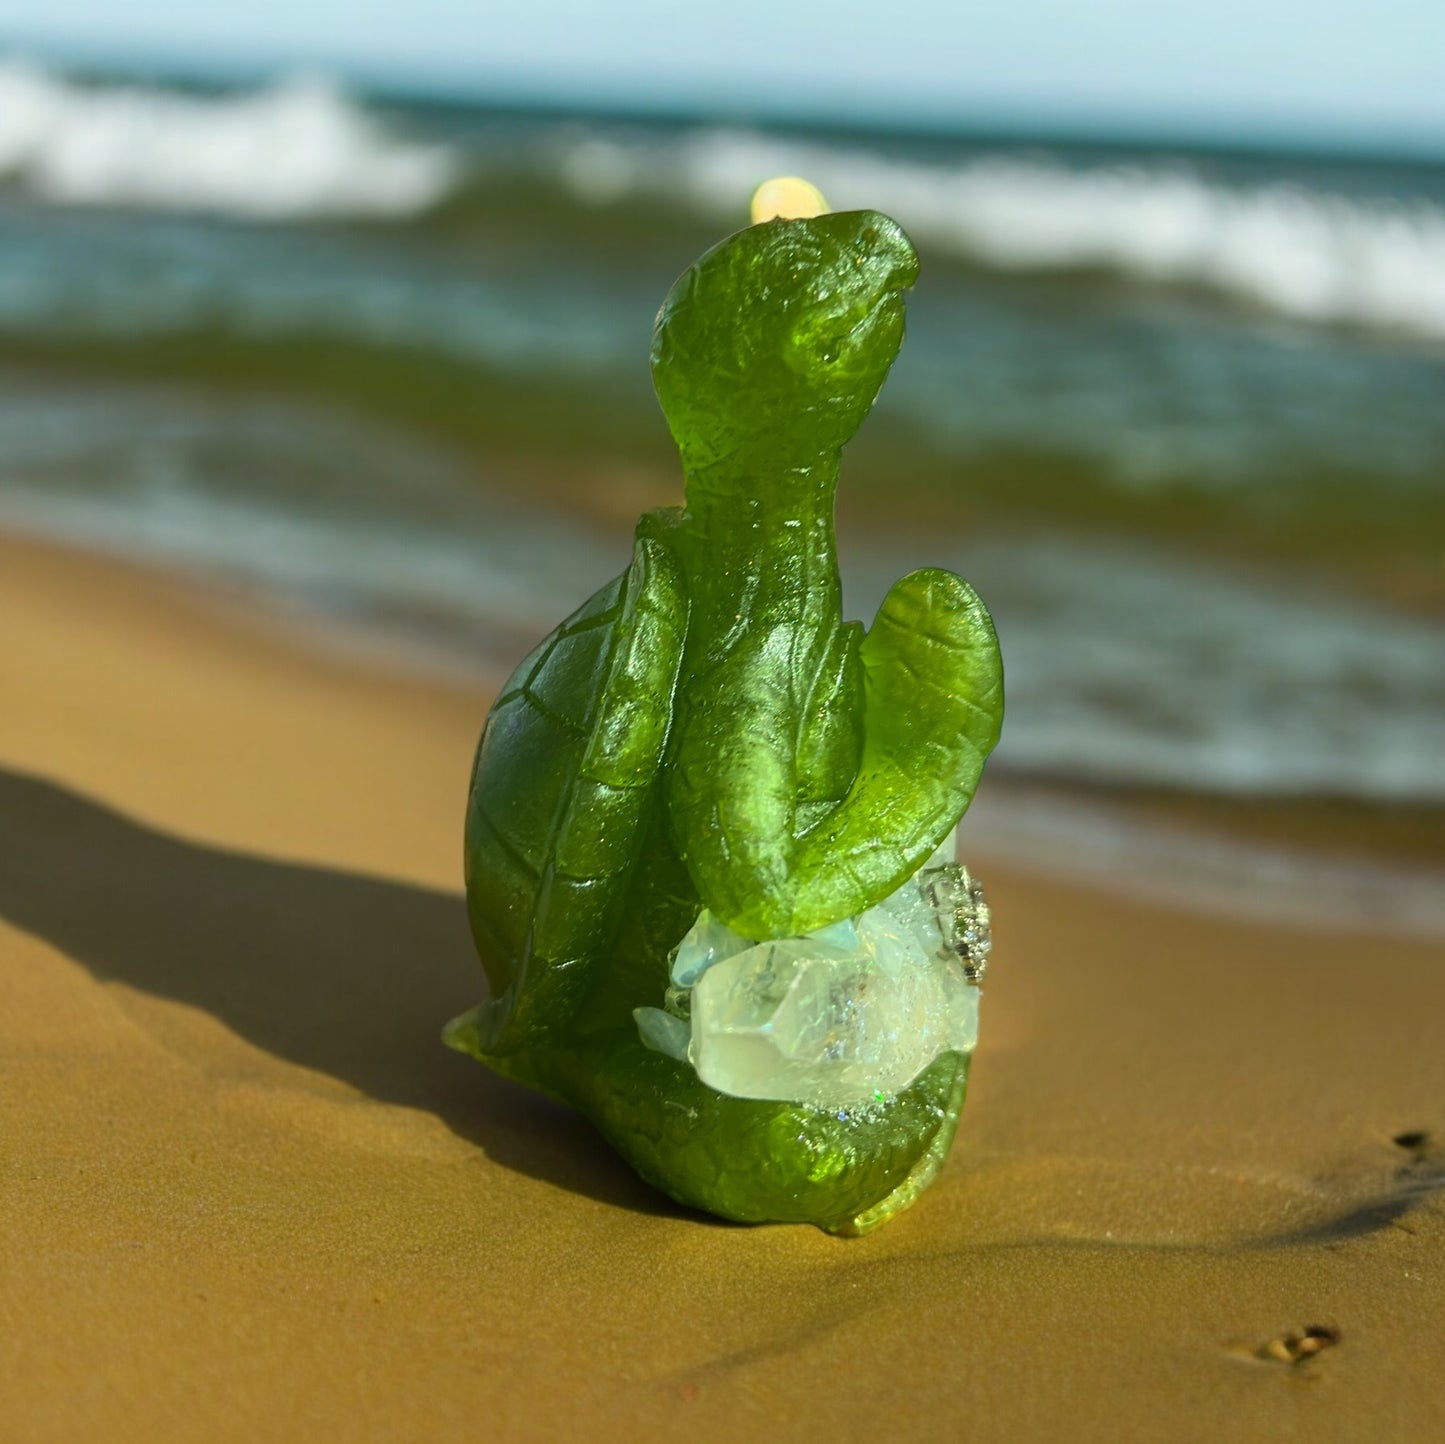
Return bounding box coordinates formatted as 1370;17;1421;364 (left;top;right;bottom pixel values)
2;530;1442;1441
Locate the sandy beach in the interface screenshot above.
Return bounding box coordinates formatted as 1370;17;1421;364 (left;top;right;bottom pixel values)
3;527;1443;1442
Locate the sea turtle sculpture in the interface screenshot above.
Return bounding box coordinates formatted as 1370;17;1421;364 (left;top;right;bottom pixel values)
447;196;1004;1233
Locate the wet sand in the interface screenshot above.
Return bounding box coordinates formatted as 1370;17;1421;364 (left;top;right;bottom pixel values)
2;530;1442;1441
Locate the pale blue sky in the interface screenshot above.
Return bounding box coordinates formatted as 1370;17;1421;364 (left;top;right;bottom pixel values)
2;0;1443;147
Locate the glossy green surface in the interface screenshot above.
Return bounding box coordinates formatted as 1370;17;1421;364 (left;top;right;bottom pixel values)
451;209;1003;1231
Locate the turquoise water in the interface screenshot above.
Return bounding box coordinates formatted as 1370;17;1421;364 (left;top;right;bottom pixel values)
1;62;1442;805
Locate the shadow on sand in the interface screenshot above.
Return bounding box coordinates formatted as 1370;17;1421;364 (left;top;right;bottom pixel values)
0;765;669;1215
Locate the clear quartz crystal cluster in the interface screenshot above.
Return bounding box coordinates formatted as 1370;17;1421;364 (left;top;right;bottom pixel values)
634;854;992;1110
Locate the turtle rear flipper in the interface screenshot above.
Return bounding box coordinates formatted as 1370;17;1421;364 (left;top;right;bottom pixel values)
458;522;688;1057
554;1032;970;1233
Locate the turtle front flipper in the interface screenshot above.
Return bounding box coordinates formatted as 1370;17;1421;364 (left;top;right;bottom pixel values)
453;518;688;1064
672;566;1003;939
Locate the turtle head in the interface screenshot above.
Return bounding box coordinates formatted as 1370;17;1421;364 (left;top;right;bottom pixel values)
651;210;918;473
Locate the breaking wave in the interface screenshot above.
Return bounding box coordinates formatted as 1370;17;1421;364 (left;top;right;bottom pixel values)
3;57;1443;340
0;60;458;219
555;128;1445;339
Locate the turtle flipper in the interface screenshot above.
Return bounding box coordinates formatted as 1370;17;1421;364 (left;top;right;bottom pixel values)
676;567;1003;939
458;522;688;1057
556;1031;970;1233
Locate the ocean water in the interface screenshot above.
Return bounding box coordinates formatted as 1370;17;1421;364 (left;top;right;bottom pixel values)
1;59;1442;814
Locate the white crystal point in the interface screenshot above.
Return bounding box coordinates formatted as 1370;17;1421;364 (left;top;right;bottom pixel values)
670;908;752;988
672;862;989;1110
632;1005;691;1062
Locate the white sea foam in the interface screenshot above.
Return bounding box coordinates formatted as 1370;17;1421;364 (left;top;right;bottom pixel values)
0;61;457;219
557;127;1445;340
7;59;1443;336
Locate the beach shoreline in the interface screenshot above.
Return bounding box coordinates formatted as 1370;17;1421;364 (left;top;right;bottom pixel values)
3;527;1443;1441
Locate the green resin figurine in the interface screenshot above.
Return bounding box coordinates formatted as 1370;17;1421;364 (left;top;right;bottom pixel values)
447;182;1003;1233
